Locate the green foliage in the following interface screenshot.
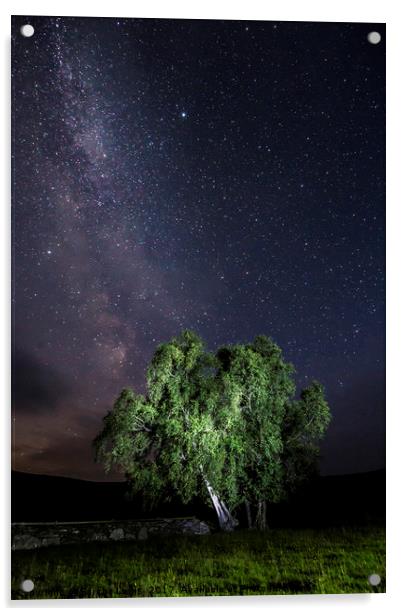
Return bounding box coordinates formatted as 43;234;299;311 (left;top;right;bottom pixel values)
282;381;331;493
94;330;331;519
215;337;295;510
93;389;163;507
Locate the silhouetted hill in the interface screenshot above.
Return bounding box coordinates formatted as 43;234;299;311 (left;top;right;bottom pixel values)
12;469;385;526
264;469;385;528
11;471;212;523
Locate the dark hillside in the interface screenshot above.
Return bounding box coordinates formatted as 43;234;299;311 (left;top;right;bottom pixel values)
12;469;385;526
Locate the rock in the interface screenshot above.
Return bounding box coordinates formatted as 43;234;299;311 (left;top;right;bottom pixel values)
42;535;60;546
110;528;124;541
13;534;40;550
178;519;210;535
137;526;148;541
195;521;211;535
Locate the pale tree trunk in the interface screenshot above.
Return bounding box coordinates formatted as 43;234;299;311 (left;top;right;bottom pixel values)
203;476;237;531
245;500;253;529
255;500;267;530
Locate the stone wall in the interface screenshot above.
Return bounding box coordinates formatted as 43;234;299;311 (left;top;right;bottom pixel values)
12;517;211;551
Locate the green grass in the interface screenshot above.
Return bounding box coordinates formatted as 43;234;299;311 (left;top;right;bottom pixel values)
12;525;385;599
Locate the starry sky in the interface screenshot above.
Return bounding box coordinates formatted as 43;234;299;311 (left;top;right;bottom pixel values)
12;16;385;481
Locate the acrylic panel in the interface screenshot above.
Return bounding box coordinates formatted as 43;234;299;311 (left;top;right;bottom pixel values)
11;15;385;599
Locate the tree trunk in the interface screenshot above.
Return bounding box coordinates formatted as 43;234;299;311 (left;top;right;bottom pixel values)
203;476;237;531
255;500;267;530
245;500;253;529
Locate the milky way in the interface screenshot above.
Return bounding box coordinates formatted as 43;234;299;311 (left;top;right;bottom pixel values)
12;16;385;480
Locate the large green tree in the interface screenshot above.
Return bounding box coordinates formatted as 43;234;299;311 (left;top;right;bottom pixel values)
94;330;331;531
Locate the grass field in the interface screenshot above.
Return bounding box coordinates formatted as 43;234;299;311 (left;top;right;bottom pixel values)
12;525;385;599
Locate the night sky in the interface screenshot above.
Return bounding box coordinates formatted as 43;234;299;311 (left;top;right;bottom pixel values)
12;16;385;481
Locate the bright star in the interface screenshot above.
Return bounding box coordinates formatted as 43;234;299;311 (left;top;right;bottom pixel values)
180;111;187;118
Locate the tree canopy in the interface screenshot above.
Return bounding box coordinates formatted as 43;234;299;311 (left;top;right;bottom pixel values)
94;330;331;530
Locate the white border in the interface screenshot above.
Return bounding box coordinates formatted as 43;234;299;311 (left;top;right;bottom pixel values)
2;1;401;613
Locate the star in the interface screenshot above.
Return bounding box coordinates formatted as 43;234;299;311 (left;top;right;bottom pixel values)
11;15;385;480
